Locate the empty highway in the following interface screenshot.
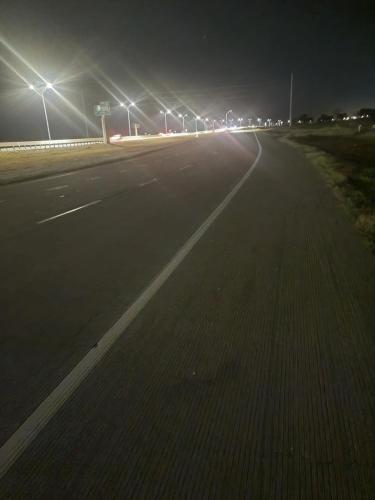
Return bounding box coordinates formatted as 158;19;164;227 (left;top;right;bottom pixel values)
0;131;374;498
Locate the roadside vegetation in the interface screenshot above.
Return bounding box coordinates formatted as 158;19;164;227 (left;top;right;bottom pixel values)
270;112;375;251
0;135;193;184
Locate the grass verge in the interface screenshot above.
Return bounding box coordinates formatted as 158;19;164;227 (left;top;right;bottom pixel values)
272;125;375;251
0;136;193;185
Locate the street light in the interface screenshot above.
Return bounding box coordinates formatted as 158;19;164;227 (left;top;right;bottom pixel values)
225;109;232;128
257;117;262;128
204;117;209;131
178;113;188;132
29;82;54;141
238;117;243;127
121;102;135;136
195;115;201;135
160;110;171;134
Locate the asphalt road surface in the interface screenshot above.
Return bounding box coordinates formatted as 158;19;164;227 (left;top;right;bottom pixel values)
0;131;374;498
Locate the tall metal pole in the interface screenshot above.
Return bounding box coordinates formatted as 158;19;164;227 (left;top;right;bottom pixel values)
41;91;51;141
127;107;132;136
289;72;293;128
182;115;185;132
195;118;198;134
164;113;168;134
80;90;89;137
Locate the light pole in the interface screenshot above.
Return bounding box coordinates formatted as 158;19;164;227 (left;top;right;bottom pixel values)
178;113;188;132
257;117;262;128
160;110;171;134
248;118;252;127
121;102;135;136
195;116;200;135
289;72;293;128
212;119;216;131
80;90;89;137
29;82;53;141
225;109;232;128
238;117;243;127
204;118;209;131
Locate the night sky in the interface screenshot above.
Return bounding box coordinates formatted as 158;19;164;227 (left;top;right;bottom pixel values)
0;0;374;140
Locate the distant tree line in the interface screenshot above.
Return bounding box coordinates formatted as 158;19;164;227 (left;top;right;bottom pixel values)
294;108;375;124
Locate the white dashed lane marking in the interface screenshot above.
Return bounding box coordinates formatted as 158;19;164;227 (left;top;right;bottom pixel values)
52;172;78;179
139;178;158;188
180;164;194;171
46;185;69;192
37;200;102;224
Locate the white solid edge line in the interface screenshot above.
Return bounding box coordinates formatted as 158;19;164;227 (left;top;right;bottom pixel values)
37;200;102;224
0;133;262;479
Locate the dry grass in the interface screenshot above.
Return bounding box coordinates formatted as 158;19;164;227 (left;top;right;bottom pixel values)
0;136;193;183
279;127;375;251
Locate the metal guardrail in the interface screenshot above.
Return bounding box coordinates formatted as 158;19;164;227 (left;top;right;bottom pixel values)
0;137;103;152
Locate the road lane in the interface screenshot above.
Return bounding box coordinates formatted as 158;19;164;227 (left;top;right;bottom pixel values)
1;132;374;498
0;132;258;446
0;135;263;479
0;134;235;239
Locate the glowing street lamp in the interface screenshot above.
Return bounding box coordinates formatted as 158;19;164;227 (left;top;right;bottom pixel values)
121;102;135;136
238;117;243;126
225;109;232;128
257;117;262;127
29;82;54;141
178;113;188;132
160;110;171;134
195;115;201;135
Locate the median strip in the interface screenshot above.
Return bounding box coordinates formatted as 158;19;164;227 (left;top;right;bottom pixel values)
37;200;102;224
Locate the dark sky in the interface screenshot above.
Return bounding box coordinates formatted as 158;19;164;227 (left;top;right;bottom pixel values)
0;0;374;140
